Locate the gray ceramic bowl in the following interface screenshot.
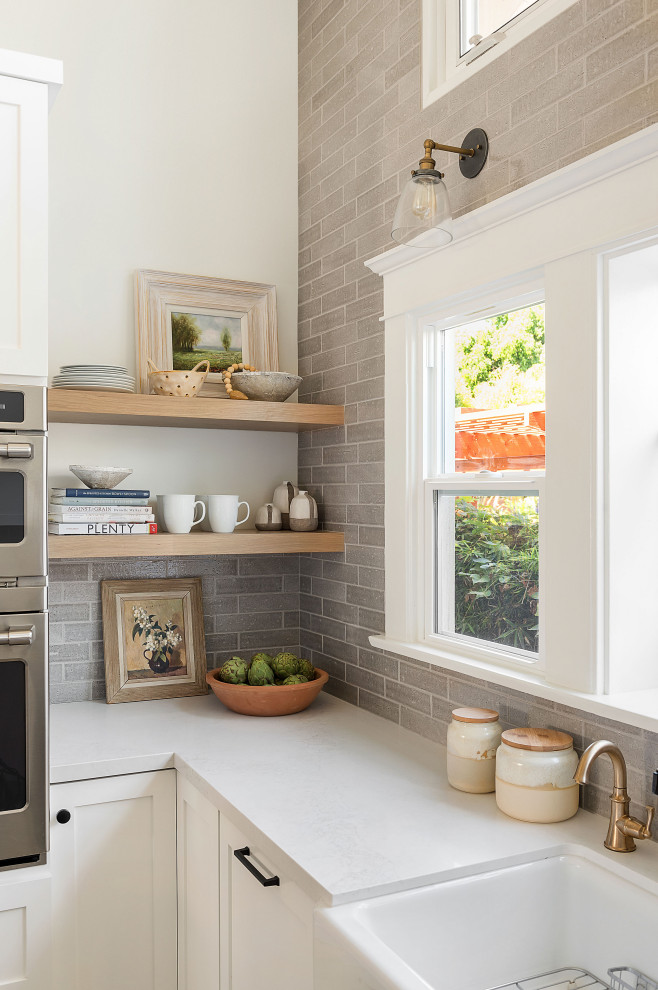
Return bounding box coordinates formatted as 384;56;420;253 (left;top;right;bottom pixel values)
69;465;134;489
231;371;302;403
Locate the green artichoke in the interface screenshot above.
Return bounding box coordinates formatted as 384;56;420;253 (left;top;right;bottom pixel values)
251;651;274;665
282;674;309;685
271;652;299;679
296;657;316;681
218;656;248;684
248;658;275;686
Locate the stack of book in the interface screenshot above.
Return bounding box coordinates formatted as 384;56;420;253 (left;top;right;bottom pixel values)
48;487;157;536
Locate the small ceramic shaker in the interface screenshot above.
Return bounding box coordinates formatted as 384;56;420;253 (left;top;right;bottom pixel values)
272;481;298;530
289;491;318;532
254;503;283;531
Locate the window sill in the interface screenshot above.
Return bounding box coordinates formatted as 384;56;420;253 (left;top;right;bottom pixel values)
370;635;658;734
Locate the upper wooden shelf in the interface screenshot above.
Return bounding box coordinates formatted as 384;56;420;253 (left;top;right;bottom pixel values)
47;390;344;433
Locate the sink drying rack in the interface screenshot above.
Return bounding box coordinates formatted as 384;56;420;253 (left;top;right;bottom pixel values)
491;968;657;990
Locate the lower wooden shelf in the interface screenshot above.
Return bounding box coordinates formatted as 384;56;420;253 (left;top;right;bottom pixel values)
48;530;344;559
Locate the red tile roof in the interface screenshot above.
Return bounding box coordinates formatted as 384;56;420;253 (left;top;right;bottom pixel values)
454;406;545;471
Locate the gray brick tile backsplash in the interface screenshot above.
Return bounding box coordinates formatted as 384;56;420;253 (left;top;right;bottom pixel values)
49;555;299;704
297;0;658;833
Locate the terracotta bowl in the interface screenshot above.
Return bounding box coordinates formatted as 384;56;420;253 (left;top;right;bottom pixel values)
205;667;328;717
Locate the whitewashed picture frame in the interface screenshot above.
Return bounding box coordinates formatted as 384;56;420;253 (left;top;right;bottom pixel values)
135;269;279;397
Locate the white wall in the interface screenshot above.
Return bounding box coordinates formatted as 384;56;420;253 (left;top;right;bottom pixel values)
0;0;299;513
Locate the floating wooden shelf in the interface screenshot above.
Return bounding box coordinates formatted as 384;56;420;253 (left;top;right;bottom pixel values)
47;390;344;432
48;530;344;559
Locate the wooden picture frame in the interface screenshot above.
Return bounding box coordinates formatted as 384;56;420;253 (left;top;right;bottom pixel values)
101;577;207;703
135;269;279;397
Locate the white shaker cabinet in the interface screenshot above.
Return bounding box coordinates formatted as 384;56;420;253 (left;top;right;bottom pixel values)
0;868;52;989
0;50;61;380
220;815;315;990
49;769;177;990
177;776;221;990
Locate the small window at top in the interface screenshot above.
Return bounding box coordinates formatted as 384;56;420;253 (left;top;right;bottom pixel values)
460;0;541;56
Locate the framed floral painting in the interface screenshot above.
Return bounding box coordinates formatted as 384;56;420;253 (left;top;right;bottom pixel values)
101;578;207;703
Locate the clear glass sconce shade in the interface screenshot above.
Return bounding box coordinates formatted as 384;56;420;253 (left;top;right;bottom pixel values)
391;171;453;247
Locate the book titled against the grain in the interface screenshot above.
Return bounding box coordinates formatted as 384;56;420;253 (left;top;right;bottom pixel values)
47;504;153;516
49;512;156;524
48;522;158;535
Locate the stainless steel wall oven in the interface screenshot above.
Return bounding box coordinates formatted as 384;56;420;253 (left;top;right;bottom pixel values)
0;383;48;868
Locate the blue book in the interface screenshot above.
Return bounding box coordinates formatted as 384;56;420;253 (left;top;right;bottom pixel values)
50;496;150;506
50;488;150;498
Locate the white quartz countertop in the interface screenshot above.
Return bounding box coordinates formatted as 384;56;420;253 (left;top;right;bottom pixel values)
50;693;658;905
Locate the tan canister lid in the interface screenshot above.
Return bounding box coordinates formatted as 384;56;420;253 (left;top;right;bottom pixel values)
501;727;573;752
452;707;500;723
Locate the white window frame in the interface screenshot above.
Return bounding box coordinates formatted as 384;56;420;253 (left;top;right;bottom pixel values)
422;0;579;109
422;298;546;671
365;126;658;733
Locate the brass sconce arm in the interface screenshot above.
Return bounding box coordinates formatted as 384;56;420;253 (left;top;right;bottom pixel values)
418;138;476;170
415;129;489;179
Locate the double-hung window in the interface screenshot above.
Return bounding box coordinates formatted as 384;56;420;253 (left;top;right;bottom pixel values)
424;301;545;671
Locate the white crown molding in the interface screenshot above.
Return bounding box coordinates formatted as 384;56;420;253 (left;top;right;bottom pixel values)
0;48;63;106
365;124;658;278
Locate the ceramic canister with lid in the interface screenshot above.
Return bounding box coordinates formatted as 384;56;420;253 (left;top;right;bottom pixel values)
447;707;502;793
495;728;580;823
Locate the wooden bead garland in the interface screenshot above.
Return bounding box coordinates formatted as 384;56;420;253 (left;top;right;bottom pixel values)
222;363;257;400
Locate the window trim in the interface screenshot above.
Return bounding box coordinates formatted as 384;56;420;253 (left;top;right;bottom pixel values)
422;0;579;109
365;126;658;734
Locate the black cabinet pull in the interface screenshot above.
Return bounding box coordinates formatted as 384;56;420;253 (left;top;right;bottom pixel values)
234;846;280;887
56;809;71;824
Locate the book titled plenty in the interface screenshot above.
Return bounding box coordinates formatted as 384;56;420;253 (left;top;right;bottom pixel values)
48;522;158;535
50;488;150;498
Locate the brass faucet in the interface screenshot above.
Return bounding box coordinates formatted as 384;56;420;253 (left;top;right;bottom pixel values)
574;740;654;852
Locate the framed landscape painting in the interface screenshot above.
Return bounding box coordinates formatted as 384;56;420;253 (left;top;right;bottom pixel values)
135;269;279;397
101;577;207;703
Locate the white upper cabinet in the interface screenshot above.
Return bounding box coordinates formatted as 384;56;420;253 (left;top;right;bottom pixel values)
0;50;61;381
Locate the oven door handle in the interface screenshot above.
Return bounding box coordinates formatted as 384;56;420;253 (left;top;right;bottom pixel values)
0;627;34;646
0;442;33;459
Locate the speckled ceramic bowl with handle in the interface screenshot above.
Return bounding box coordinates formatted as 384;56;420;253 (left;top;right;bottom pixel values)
206;667;328;716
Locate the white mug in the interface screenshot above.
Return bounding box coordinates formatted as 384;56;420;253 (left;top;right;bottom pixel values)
206;494;250;534
158;494;206;534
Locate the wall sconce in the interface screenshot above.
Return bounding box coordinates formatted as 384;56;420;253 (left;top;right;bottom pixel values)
391;128;488;247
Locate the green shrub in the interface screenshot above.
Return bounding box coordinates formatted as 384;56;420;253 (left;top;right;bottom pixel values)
453;496;539;652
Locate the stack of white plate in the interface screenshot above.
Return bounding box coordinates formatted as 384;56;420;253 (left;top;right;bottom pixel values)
51;365;136;393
